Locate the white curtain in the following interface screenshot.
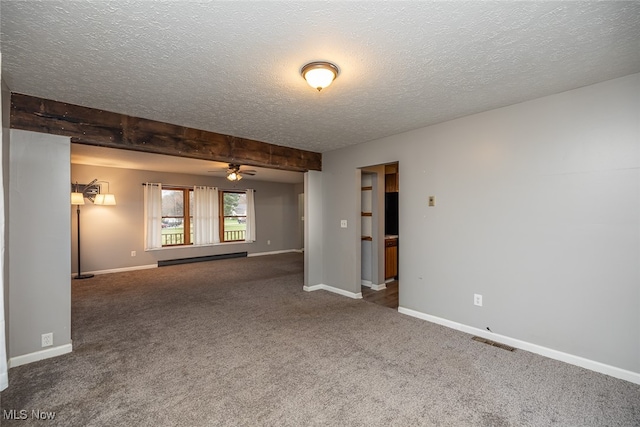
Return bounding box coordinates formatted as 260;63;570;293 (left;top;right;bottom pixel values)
144;183;163;250
245;189;256;242
193;186;219;245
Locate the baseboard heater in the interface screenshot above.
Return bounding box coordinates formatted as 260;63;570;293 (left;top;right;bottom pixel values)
158;252;248;267
471;336;516;352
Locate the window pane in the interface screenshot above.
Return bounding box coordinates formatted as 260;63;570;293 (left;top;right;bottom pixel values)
223;192;239;216
222;192;247;216
161;189;190;246
162;190;184;216
190;216;194;244
236;193;247;216
162;218;184;245
221;191;247;242
223;216;246;241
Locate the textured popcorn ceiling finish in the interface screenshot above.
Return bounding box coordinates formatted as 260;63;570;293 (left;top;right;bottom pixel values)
2;1;639;153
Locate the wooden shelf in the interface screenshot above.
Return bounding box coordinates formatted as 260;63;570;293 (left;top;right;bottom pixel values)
361;212;372;216
361;236;373;241
361;186;373;191
385;173;398;192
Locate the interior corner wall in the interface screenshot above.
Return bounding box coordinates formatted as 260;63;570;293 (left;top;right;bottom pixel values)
304;171;323;287
319;73;640;375
2;79;10;360
9;130;72;359
294;182;304;250
70;164;301;273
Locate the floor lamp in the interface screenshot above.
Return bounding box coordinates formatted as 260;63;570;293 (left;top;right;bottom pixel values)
71;187;94;279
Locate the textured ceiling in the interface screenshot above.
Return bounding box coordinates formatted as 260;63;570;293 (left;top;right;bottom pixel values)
2;1;639;154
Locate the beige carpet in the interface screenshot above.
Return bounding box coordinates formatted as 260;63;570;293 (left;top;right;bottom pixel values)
1;253;639;426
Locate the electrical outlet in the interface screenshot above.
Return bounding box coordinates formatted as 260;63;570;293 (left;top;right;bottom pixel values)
340;220;348;228
131;251;136;257
41;333;53;348
474;294;483;307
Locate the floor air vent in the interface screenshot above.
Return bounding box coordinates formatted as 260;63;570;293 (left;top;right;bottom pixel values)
472;336;516;352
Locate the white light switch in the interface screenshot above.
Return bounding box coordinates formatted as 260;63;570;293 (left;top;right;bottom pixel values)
340;220;348;228
428;196;436;207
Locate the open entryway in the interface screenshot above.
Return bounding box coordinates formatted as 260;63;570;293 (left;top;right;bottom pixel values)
359;162;399;309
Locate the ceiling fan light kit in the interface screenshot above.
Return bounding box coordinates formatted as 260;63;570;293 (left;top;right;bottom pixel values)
227;171;242;181
301;61;339;91
225;164;256;181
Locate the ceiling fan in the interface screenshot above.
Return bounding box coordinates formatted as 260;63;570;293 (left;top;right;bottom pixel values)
208;163;257;181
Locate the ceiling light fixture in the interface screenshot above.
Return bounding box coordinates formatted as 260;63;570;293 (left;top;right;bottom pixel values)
227;171;242;182
301;61;339;91
227;164;243;181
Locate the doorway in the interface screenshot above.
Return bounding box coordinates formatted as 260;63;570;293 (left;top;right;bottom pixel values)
359;162;399;309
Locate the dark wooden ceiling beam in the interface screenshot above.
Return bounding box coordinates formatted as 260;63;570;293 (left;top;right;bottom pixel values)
10;93;322;172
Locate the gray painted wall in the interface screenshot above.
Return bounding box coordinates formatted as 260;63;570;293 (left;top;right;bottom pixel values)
304;171;323;287
71;164;301;273
294;183;304;250
9;130;71;358
2;79;10;360
312;73;640;374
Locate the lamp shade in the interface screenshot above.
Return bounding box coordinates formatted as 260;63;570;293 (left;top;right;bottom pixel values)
94;193;116;205
102;194;117;205
71;192;85;205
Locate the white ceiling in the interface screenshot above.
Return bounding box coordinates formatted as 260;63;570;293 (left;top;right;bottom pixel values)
2;1;639;158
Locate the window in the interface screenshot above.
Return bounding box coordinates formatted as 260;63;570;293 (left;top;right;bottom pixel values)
220;191;247;242
161;188;194;246
144;183;254;249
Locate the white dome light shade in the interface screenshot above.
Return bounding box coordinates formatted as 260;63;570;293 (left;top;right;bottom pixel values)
301;62;339;91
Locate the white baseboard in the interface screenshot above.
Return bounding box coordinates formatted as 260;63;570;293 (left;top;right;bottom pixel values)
8;343;73;368
73;264;157;277
248;249;300;257
304;284;363;299
398;307;640;386
361;281;386;291
0;371;7;390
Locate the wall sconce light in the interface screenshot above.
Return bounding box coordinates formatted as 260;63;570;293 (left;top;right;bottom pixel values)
301;61;339;91
94;181;117;205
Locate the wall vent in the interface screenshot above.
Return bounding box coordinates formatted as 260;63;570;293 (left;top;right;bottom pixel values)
472;336;516;352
